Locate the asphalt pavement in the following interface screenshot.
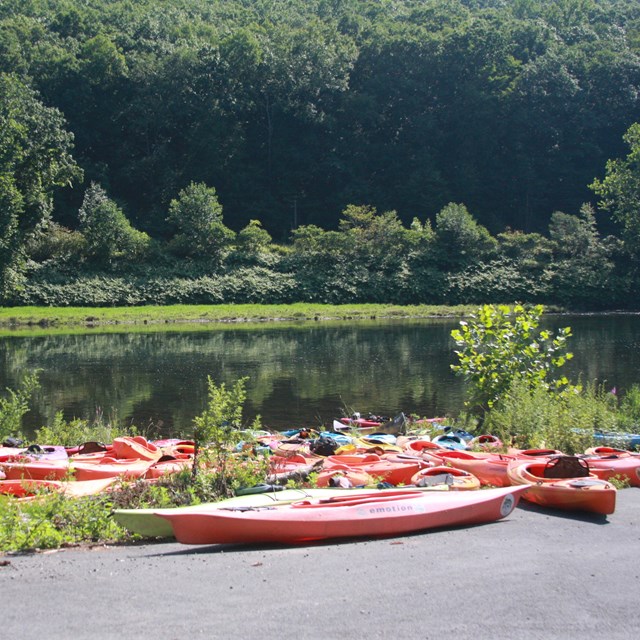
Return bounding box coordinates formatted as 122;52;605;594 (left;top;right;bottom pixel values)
1;489;639;640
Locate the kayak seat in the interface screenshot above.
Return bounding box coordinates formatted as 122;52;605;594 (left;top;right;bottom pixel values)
77;441;109;454
543;456;590;479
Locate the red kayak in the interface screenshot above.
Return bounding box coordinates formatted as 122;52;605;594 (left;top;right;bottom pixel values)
580;453;640;487
157;485;527;545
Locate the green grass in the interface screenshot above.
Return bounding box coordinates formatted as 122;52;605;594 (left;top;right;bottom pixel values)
0;303;474;329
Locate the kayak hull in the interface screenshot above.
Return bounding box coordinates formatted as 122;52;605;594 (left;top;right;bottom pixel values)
114;486;449;538
158;486;527;545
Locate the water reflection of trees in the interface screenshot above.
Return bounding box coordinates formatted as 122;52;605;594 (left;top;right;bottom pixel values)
2;316;640;437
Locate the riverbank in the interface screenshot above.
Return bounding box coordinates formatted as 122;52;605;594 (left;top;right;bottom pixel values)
2;489;638;640
0;303;478;329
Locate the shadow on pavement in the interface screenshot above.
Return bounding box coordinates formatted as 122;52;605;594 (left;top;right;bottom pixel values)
515;501;610;524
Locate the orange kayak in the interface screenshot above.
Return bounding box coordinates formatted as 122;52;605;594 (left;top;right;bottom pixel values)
584;446;639;457
72;457;153;480
112;436;163;461
507;448;564;458
315;466;373;488
0;460;70;481
411;466;480;490
144;457;193;479
506;458;616;515
157;485;528;545
424;450;514;487
324;453;422;486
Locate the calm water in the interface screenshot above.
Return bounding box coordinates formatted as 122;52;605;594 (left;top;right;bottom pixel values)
1;314;639;437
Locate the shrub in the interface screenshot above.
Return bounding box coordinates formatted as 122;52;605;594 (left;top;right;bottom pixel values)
167;182;235;264
451;304;574;414
35;411;136;447
0;373;39;443
25;222;86;264
617;384;640;430
190;376;267;498
484;380;617;454
0;491;125;552
78;183;151;265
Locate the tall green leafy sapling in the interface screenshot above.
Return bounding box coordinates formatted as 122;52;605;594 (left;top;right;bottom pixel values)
191;376;249;495
0;373;39;443
450;304;574;415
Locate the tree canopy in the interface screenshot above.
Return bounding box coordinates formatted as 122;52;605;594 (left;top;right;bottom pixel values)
1;0;639;239
0;72;81;293
3;1;640;308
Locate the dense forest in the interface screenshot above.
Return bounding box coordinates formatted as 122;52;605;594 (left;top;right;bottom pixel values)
3;0;640;308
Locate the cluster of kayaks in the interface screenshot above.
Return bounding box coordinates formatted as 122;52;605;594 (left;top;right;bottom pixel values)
2;418;639;546
0;436;195;499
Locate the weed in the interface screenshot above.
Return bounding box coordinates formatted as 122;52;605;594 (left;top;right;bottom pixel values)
0;373;39;443
606;474;631;490
35;410;137;447
484;379;618;454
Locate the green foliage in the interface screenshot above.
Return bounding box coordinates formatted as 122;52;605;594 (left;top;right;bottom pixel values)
617;384;640;430
607;474;631;490
497;230;552;268
191;376;255;496
446;259;549;305
235;219;273;256
25;222;86;264
12;266;298;306
434;203;497;271
0;491;125;552
35;411;135;447
3;2;640;307
78;183;151;266
0;372;39;442
591;122;640;262
483;379;618;454
167;182;235;263
451;304;574;413
0;73;82;294
548;205;601;260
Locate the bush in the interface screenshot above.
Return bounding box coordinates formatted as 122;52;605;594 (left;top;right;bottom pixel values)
78;183;151;266
35;411;136;447
25;223;86;264
446;259;550;304
451;304;574;414
484;380;618;454
0;492;125;552
617;384;640;430
167;182;235;264
0;373;39;443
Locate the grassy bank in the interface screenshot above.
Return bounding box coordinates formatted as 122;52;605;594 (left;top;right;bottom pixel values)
0;303;476;328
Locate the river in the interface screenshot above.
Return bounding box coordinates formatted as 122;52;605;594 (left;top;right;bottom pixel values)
1;314;639;437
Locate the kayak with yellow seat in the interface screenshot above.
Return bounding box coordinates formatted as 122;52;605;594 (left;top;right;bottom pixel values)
157;485;527;545
410;465;481;491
